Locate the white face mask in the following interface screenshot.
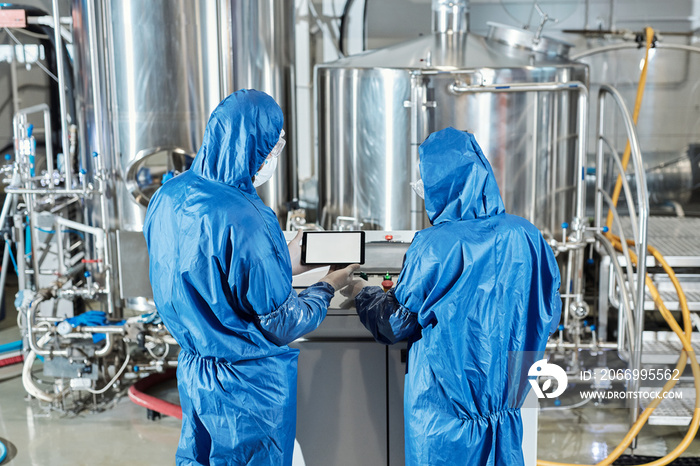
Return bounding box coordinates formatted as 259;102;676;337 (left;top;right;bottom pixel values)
253;156;278;187
253;130;285;188
410;179;424;199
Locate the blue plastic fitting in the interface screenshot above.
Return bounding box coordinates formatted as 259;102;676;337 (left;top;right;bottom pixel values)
586;258;595;265
27;124;34;137
84;271;91;278
561;222;569;229
558;324;565;331
602;226;609;233
4;154;10;161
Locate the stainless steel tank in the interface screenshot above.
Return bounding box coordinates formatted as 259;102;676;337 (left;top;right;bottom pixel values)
72;0;296;232
71;0;296;310
317;16;588;236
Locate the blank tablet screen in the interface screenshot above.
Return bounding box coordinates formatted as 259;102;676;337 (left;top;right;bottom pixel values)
302;231;365;265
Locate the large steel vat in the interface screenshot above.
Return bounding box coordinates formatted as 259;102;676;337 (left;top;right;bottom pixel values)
71;0;296;310
317;22;589;237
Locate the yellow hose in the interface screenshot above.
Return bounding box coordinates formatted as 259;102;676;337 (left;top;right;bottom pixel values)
538;27;700;465
538;239;700;466
604;27;655;232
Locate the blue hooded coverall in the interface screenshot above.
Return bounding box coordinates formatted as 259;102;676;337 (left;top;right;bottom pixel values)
144;90;335;465
355;128;562;465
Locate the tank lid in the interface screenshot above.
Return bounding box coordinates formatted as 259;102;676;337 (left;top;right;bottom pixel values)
318;31;580;72
486;22;573;58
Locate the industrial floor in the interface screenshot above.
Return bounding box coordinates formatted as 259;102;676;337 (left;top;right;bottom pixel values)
2;319;700;465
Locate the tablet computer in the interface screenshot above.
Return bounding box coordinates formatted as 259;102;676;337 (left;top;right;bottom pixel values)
301;231;365;265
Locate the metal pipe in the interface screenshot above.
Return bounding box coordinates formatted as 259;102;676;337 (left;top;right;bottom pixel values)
4;187;91;196
14;213;25;290
600;135;639;244
27;295;70;357
9;44;19;115
75;325;125;334
572;42;700;61
0;244;10;315
594;93;605;230
546;341;618;350
432;0;468;34
54;216;105;251
598;84;649;431
51;0;71;189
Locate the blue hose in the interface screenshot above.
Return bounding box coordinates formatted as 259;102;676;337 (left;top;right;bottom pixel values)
0;438;7;463
0;340;21;354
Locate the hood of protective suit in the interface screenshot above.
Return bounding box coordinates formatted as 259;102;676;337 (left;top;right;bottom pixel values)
190;89;283;193
420;127;505;224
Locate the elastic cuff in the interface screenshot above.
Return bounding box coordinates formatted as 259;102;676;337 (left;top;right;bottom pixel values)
310;281;336;294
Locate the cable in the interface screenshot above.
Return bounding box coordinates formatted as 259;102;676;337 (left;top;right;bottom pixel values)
4;240;17;274
339;0;357;56
84;353;130;395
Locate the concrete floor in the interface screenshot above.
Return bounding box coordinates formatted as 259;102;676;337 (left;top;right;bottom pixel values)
2;322;700;465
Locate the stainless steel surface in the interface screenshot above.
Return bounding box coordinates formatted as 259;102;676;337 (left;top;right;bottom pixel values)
116;230;152;300
485;22;573;57
291;340;388;465
642;331;700;364
229;0;298;218
432;0;467;34
316;30;588;235
639;387;696;426
73;0;296;232
622;217;700;268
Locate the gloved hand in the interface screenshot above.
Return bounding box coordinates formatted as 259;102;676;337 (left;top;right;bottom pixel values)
319;264;361;291
340;278;368;300
288;230;317;276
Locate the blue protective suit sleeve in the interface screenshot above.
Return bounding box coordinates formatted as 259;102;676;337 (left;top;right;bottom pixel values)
355;286;419;345
256;281;335;346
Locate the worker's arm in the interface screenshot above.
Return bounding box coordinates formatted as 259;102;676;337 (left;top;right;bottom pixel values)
355;287;419;345
237;253;358;346
256;282;336;346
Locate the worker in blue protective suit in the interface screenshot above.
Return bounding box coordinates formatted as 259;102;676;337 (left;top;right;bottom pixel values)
144;89;359;465
346;127;562;465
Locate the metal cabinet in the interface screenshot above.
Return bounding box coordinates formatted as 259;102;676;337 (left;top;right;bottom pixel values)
293;340;388;465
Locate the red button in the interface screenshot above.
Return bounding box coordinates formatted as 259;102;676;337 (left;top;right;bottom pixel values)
385;235;393;241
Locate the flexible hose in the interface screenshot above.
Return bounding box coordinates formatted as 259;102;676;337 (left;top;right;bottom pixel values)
604;27;655;231
22;334;69;403
538;238;700;466
127;369;182;420
0;340;21;354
